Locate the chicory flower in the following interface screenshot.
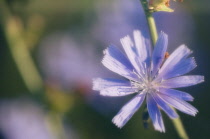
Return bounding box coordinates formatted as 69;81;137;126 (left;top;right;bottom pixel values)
93;30;204;132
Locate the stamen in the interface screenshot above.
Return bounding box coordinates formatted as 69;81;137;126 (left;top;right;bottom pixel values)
132;70;145;82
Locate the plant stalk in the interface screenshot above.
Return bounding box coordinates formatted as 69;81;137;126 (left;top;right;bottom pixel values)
140;0;189;138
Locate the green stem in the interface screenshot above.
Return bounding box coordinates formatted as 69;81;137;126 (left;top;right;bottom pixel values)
146;13;158;46
171;111;189;139
0;2;66;139
0;1;44;93
140;0;189;139
140;0;158;46
5;18;44;93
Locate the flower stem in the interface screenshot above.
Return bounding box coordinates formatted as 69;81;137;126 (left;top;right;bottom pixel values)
0;2;67;139
146;13;158;46
140;0;158;46
140;0;189;138
171;109;189;139
0;1;44;94
5;17;44;93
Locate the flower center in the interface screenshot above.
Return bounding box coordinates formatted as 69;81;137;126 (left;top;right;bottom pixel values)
143;81;156;93
131;80;157;93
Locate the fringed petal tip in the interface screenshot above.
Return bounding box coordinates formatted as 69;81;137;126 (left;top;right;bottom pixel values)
200;76;205;82
112;116;124;129
159;31;167;37
102;46;109;55
183;108;198;117
192;111;198;117
92;78;99;91
191;57;198;67
133;30;141;35
120;35;133;46
133;30;143;42
154;125;166;133
177;44;193;56
181;44;193;53
190;75;205;85
152;113;166;132
189;106;199;117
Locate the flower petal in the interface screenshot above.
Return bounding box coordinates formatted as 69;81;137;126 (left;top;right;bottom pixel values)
157;57;197;80
133;30;151;67
158;88;194;101
159;45;192;77
151;93;178;119
93;78;131;91
160;75;204;88
158;94;198;116
112;93;146;128
100;86;137;97
147;94;165;132
120;36;141;74
152;32;168;77
102;45;139;81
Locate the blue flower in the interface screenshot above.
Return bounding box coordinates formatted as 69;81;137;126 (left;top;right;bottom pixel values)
93;30;204;132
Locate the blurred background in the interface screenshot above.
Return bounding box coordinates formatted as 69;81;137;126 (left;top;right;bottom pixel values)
0;0;209;139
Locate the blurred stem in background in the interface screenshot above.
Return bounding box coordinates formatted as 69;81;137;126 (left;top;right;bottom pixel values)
5;17;44;93
140;0;189;139
0;1;70;139
0;0;45;94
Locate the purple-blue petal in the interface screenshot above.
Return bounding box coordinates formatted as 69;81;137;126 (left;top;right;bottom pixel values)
158;88;194;101
100;86;137;97
147;94;165;132
158;93;198;116
160;75;204;88
152;32;168;77
112;93;146;128
157;57;197;80
93;78;131;91
133;30;151;67
120;35;141;74
102;45;139;81
158;45;192;77
151;93;178;119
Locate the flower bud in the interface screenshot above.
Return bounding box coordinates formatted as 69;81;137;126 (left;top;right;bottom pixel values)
148;0;174;12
